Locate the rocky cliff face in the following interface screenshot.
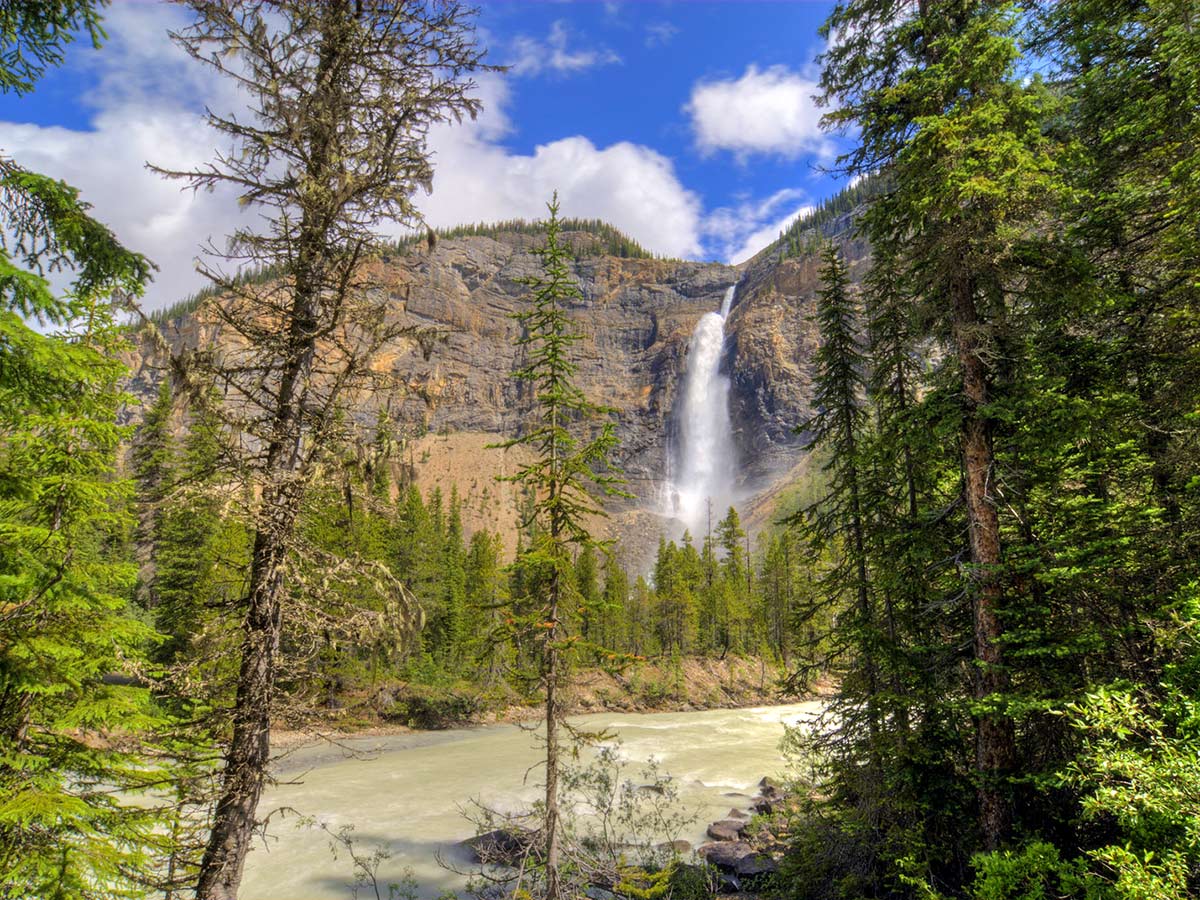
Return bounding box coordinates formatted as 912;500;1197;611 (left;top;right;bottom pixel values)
129;218;866;556
724;210;869;485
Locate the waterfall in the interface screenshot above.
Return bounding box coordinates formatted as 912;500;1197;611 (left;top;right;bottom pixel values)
666;284;737;536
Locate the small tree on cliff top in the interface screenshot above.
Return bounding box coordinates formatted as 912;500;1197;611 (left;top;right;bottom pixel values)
496;194;626;900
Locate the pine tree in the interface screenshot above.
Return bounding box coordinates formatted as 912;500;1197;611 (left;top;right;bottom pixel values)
151;4;487;895
496;194;625;899
0;155;166;893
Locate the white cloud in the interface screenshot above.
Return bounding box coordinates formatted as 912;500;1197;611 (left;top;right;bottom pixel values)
1;7;702;308
685;65;830;160
509;20;621;77
1;3;246;309
644;22;679;48
704;188;813;264
419;76;703;259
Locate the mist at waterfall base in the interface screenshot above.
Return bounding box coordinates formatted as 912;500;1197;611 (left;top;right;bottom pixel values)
663;284;740;539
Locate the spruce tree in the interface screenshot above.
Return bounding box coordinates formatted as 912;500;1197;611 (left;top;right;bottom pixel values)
496;194;625;900
0;162;165;893
820;0;1062;850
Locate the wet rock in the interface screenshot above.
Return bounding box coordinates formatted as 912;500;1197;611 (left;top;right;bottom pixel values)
734;852;778;880
726;808;750;820
656;839;692;855
698;840;778;880
706;819;748;842
698;841;754;869
752;795;780;815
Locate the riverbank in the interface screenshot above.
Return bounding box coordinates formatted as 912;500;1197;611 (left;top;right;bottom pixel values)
273;656;831;752
246;702;822;899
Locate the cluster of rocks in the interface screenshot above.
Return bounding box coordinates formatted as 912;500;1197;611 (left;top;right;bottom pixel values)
460;776;794;896
693;777;790;893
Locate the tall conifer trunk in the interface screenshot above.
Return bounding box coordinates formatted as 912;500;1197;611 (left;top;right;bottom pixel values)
951;273;1015;850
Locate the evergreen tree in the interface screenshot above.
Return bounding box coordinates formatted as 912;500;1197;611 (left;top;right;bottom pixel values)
597;555;630;657
496;194;625;899
716;506;750;656
464;529;508;683
131;379;175;610
153;5;487;893
0;154;165;893
820;0;1062;851
574;542;600;646
795;245;880;750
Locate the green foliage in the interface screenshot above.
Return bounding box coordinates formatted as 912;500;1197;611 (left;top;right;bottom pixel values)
0;154;169;896
777;0;1200;895
495;193;627;662
0;0;106;96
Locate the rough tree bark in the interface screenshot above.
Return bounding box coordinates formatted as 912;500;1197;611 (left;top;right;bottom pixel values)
150;4;486;897
952;273;1015;851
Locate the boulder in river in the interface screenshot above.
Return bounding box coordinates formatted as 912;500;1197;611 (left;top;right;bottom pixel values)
698;840;752;869
706;819;748;842
726;808;750;820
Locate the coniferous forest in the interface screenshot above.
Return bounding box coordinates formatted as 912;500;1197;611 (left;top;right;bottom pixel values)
1;2;1198;900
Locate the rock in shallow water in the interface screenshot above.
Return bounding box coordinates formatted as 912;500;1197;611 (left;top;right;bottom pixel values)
706;819;748;842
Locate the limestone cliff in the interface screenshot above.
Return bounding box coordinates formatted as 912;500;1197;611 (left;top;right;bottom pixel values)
128;211;867;561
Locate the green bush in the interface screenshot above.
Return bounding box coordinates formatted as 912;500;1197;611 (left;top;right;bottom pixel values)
383;684;484;729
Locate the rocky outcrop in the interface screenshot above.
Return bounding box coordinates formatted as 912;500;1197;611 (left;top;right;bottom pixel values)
724;209;870;481
128;213;868;555
695;774;794;891
130;230;736;509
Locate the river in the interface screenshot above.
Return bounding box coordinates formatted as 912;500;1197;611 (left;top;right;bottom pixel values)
239;702;821;900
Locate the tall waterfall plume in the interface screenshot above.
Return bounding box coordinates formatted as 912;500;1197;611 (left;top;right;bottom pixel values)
666;284;738;537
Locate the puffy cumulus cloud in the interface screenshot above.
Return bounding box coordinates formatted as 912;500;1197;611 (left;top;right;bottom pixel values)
509;20;621;77
685;65;830;160
704;188;813;264
2;5;701;309
418;76;704;259
2;112;240;307
1;2;247;308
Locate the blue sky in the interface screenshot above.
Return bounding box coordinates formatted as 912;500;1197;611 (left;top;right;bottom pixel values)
0;0;847;309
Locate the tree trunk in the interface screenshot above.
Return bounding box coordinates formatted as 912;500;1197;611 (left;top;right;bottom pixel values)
544;573;562;900
194;503;291;899
951;274;1015;851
